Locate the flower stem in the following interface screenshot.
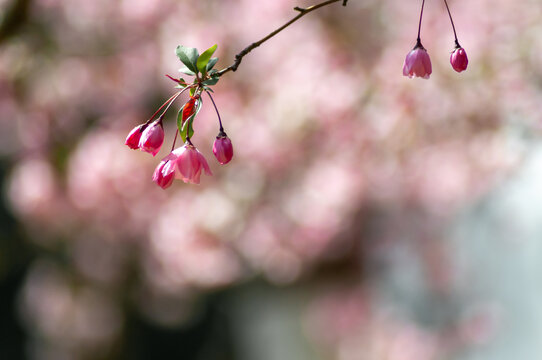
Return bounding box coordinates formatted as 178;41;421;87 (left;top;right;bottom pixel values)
417;0;426;43
206;91;224;133
443;0;460;47
171;129;178;151
145;86;192;126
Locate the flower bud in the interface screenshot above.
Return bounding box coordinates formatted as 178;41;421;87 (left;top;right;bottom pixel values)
152;159;175;189
212;135;233;165
139;121;164;156
125;125;144;149
450;47;468;73
403;45;432;79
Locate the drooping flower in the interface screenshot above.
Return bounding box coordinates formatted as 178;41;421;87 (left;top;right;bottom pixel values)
212;133;233;165
152;158;175;189
125;124;145;149
167;144;212;185
139;121;164;156
403;43;432;79
450;47;468;72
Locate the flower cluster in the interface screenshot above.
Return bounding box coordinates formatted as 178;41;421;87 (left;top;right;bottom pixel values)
403;0;468;79
125;45;234;189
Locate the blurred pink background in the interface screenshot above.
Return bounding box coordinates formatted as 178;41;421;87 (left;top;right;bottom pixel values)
1;0;542;359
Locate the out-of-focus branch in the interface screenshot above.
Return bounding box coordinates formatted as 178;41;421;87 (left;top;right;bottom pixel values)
217;0;348;77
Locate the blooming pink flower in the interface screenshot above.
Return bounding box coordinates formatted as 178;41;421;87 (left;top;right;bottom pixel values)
403;45;432;79
125;125;144;149
152;159;175;189
212;135;234;164
165;144;212;184
138;121;164;156
450;47;468;72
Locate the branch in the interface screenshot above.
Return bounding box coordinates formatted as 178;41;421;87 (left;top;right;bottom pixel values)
216;0;348;77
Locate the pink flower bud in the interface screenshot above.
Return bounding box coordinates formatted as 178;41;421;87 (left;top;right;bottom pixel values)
125;125;144;149
173;144;212;184
403;45;432;79
152;159;175;189
139;121;164;156
212;135;234;165
450;47;468;72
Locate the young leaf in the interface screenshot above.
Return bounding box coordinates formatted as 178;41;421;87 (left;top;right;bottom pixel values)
175;77;187;88
175;46;199;73
177;105;185;139
197;44;217;76
179;99;201;142
206;57;219;71
182;97;197;123
181;115;195;142
179;66;196;76
202;77;219;86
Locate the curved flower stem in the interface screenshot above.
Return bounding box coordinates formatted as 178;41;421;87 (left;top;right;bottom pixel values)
144;86;193;127
443;0;460;47
171;129;178;151
217;0;348;77
158;90;184;121
205;91;224;133
416;0;426;44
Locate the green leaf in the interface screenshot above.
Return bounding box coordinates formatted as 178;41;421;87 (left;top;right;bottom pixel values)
206;57;219;71
177;105;185;139
179;66;196;76
202;77;219;86
174;78;188;88
175;45;199;73
189;87;196;97
197;44;217;76
177;99;202;143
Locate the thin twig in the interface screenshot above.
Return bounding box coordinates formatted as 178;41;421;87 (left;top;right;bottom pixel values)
217;0;347;77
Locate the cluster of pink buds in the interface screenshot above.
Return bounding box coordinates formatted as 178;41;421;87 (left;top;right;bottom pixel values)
125;44;234;189
403;0;468;79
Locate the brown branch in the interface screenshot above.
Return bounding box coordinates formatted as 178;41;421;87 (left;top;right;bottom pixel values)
216;0;348;77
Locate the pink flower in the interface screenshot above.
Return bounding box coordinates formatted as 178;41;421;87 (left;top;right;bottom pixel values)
450;47;468;72
403;45;432;79
212;134;234;164
152;159;175;189
165;144;212;184
125;124;144;149
138;121;164;156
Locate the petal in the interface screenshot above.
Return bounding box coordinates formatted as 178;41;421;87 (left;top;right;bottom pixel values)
198;151;213;176
177;147;200;182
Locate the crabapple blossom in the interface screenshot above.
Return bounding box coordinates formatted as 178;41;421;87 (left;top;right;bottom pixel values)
125;125;144;149
450;47;468;72
152;159;175;189
212;134;234;164
163;144;212;185
138;121;164;156
403;45;432;79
